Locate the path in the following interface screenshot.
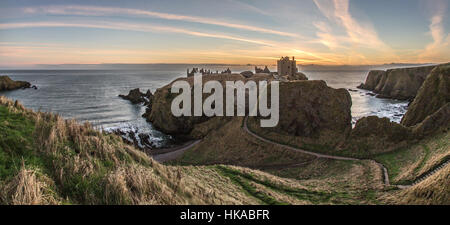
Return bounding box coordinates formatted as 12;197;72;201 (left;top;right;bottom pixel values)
152;140;201;163
242;117;448;189
151;116;448;189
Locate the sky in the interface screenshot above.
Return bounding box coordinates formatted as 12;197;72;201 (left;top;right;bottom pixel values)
0;0;449;67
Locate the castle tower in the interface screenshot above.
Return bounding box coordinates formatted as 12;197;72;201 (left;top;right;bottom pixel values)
277;56;298;76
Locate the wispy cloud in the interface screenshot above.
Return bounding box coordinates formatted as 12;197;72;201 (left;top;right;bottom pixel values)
0;21;276;47
313;0;389;50
421;0;450;61
22;5;299;38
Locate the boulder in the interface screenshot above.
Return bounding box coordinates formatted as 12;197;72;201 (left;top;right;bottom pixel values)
401;64;450;126
0;76;31;91
119;88;153;105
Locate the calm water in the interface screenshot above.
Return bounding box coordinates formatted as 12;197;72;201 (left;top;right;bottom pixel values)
0;66;408;147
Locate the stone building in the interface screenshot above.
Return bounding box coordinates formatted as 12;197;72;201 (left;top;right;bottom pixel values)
277;56;298;76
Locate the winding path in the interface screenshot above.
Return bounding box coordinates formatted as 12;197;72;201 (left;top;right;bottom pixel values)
242;117;450;189
242;117;396;187
152;116;448;189
152;140;201;162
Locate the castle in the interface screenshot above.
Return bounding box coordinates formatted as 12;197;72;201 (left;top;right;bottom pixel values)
186;56;298;78
277;56;297;76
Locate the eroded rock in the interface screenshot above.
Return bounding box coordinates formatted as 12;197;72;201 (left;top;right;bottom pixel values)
119;88;153;105
401;64;450;126
0;76;31;91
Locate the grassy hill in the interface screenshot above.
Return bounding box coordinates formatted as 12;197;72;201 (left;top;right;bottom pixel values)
0;96;448;205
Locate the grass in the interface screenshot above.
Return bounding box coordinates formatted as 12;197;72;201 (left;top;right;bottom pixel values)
215;165;352;204
0;96;448;205
215;165;286;205
374;132;450;185
246;116;364;158
0;105;45;180
0;97;245;204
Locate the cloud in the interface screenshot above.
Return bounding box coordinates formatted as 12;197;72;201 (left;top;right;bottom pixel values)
0;21;276;47
22;5;299;38
421;0;450;61
312;0;389;50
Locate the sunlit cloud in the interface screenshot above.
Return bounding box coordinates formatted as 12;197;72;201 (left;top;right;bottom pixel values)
420;0;450;62
0;21;276;47
313;0;390;50
22;5;300;38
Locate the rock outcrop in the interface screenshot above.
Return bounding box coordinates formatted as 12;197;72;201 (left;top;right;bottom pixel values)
412;103;450;138
286;72;308;81
401;64;450;127
0;76;31;91
357;70;385;90
145;74;273;138
260;80;352;147
119;88;153;105
357;64;445;100
345;116;413;155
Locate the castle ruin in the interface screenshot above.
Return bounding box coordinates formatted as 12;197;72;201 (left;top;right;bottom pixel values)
277;56;298;76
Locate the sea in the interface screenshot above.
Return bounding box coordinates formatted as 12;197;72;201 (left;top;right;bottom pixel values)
0;64;409;147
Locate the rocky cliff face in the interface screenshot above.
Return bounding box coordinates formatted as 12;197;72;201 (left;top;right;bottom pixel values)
357;64;442;100
347;64;450;155
401;64;450;127
256;80;352;148
145;74;273;138
357;70;385;90
0;76;31;91
412;103;450;138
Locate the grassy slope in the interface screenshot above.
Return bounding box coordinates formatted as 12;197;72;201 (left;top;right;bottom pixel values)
0;97;375;205
173;117;317;167
374;132;449;185
0;97;259;204
1;96;447;205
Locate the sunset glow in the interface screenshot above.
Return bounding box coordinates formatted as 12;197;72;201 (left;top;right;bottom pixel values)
0;0;449;67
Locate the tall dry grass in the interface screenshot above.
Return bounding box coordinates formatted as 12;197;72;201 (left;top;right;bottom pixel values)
0;96;256;204
1;162;59;205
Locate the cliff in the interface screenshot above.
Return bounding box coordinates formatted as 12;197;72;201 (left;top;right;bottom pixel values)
401;64;450;127
357;64;444;100
246;80;352;149
0;76;31;91
145;73;273;138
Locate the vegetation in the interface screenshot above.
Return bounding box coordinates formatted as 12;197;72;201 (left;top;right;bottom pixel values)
0;96;448;205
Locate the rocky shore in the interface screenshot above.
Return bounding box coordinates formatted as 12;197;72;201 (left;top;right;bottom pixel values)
0;76;32;91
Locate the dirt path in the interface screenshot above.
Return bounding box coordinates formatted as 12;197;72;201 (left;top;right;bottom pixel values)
151;116;447;189
152;140;201;163
243;117;449;189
